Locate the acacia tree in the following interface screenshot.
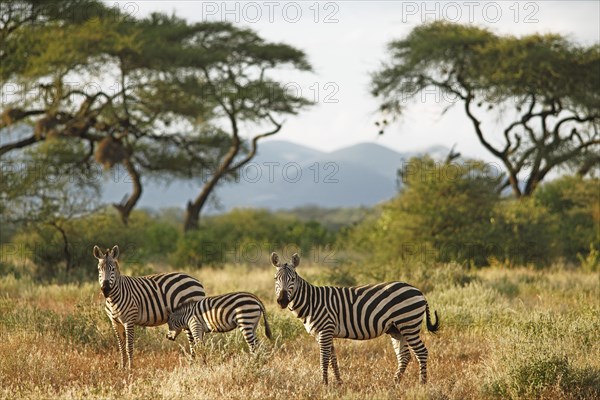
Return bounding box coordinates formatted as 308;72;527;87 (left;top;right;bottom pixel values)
1;2;312;228
180;25;312;231
371;22;600;197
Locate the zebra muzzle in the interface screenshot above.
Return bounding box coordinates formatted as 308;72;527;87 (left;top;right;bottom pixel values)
101;281;111;297
277;293;290;308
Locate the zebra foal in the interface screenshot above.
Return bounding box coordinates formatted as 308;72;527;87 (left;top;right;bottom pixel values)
166;292;272;356
272;252;439;385
93;245;205;369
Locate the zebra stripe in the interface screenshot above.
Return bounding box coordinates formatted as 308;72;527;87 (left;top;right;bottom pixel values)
93;245;205;369
166;292;272;356
272;252;439;385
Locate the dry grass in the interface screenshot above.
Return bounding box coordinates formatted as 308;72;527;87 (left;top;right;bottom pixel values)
0;264;598;399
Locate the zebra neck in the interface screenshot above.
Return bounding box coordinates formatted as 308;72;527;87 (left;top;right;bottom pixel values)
180;302;197;322
106;274;125;301
289;276;313;319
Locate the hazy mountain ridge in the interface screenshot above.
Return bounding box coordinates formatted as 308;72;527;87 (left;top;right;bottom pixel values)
103;141;449;212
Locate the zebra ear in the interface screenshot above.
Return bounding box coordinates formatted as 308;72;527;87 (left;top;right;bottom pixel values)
110;245;120;259
271;252;280;267
93;245;103;260
291;253;300;268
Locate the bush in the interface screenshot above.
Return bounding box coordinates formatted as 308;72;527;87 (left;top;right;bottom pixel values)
487;354;600;399
490;198;556;267
172;209;334;267
10;208;177;281
535;176;600;263
342;156;502;266
578;243;600;272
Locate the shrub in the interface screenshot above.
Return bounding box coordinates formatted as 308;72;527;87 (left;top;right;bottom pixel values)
172;209;334;267
487;354;600;399
9;209;178;281
341;156;502;267
489;198;556;267
577;243;600;272
535;176;600;262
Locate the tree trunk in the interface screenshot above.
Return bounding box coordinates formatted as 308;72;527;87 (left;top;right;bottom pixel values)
182;112;282;232
49;221;72;273
183;146;237;232
508;171;522;198
112;157;142;225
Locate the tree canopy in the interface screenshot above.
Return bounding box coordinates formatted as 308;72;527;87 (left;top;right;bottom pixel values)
371;21;600;197
1;0;312;228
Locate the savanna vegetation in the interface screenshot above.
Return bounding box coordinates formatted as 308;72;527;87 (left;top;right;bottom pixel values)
0;263;598;399
1;2;599;399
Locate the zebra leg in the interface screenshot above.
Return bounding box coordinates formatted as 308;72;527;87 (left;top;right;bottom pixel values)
239;322;259;353
390;336;411;382
110;319;126;369
317;330;334;385
189;318;205;363
123;323;135;369
329;344;342;383
184;329;195;358
405;333;429;384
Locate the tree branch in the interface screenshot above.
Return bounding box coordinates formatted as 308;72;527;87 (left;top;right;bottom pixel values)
228;114;282;171
0;134;40;157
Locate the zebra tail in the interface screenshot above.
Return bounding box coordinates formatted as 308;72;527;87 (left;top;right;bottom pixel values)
255;297;273;340
426;303;440;333
263;311;273;340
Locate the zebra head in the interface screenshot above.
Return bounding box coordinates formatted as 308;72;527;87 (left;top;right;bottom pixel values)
166;304;188;341
93;245;120;298
272;252;300;309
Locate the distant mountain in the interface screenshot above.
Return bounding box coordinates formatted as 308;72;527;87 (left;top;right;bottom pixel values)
254;140;324;163
102;141;449;212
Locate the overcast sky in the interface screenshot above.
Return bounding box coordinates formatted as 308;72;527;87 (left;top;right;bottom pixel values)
112;1;600;160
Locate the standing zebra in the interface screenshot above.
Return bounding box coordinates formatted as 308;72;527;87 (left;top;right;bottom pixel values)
166;292;272;355
272;252;439;385
93;245;205;369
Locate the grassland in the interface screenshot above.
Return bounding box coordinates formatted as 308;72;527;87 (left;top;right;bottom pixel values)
0;263;598;399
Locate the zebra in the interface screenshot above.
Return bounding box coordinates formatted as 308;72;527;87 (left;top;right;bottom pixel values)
166;292;272;356
93;245;206;369
271;252;439;385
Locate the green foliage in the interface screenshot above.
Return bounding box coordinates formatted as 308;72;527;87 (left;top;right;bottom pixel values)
173;209;333;267
139;220;180;259
578;244;600;273
343;156;502;266
341;155;596;268
372;21;599;116
490;198;555;267
60;300;113;349
267;311;306;341
276;206;374;232
5;206;335;279
9;209;178;281
372;21;600;197
1;138;101;224
2;1;313;231
487;354;600;399
535;176;600;263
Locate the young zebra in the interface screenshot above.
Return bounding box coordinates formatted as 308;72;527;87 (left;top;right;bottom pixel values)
93;245;206;369
272;252;439;385
166;292;272;355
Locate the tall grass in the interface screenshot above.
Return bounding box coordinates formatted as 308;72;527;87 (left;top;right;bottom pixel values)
0;264;598;399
